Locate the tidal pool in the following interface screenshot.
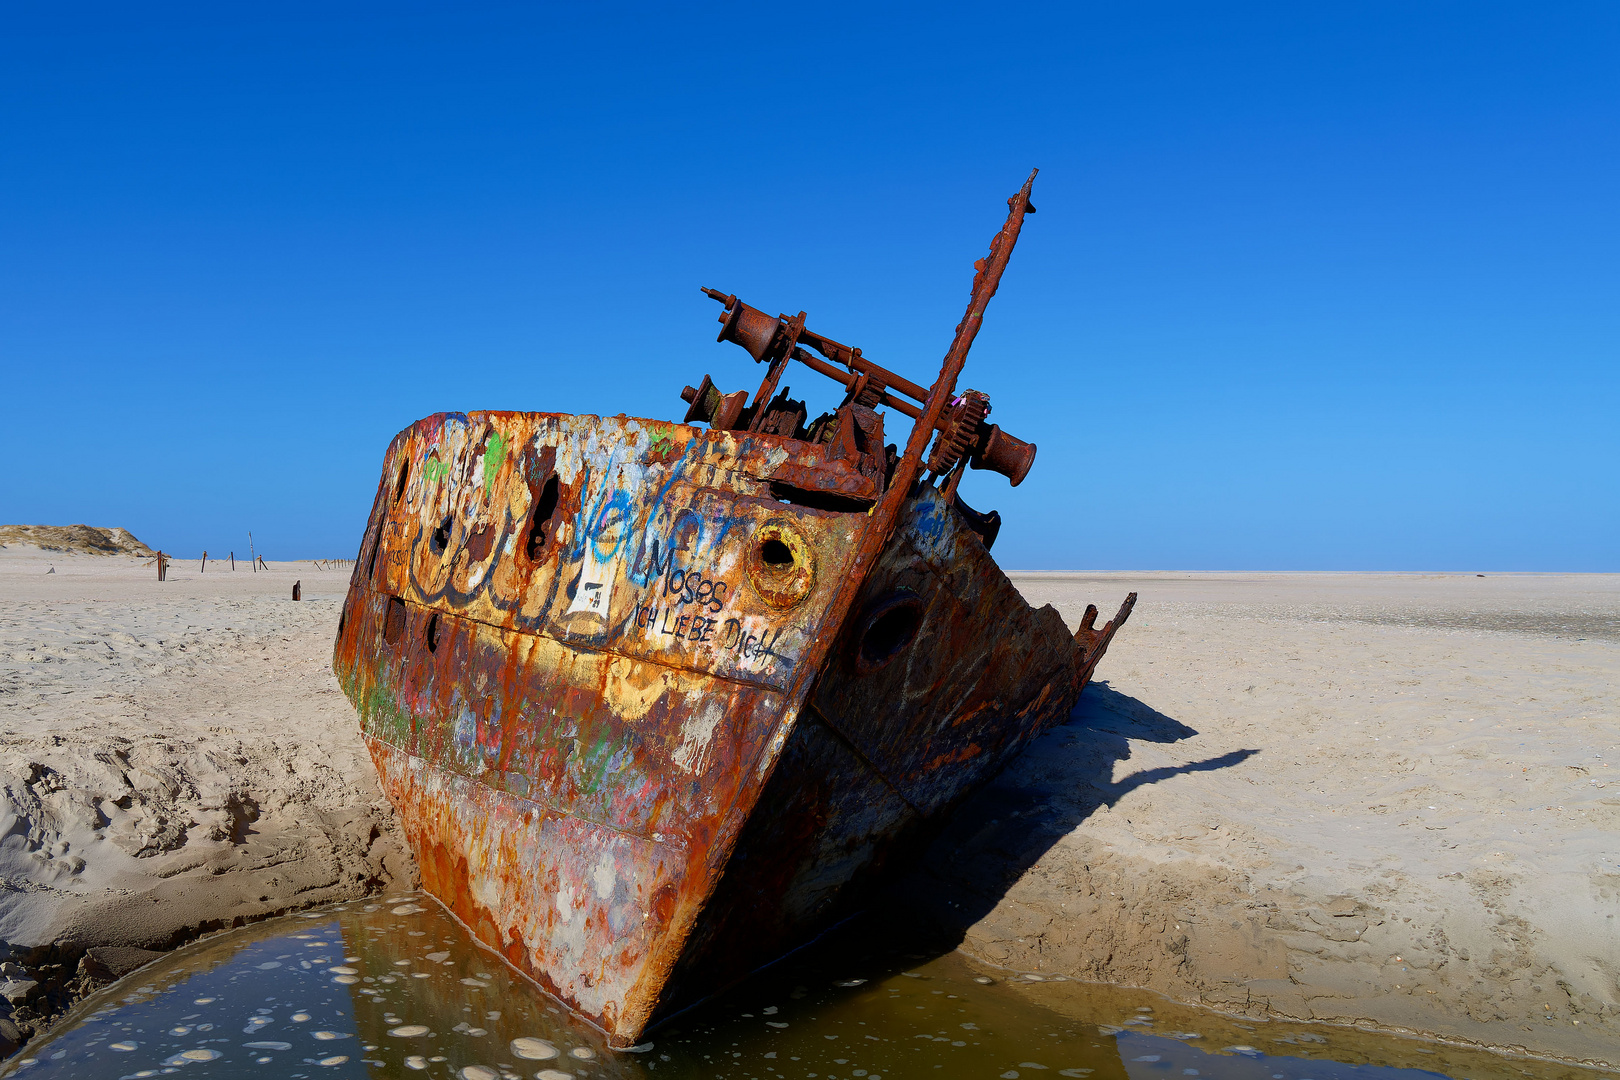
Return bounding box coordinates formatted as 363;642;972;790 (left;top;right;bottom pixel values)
0;893;1599;1080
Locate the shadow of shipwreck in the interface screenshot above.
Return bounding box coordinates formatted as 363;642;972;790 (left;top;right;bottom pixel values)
873;680;1260;952
678;681;1261;1023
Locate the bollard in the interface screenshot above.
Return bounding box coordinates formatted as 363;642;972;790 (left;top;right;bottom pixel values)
292;580;301;601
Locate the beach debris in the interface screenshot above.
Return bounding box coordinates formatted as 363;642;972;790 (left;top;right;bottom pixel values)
293;580;302;601
333;172;1136;1048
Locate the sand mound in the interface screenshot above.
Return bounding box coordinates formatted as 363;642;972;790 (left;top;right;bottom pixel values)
0;525;156;558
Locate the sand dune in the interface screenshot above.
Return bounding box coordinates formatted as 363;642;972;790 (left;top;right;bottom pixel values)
0;525;157;558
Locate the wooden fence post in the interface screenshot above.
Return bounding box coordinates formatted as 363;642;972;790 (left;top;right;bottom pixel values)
248;532;257;572
200;551;207;573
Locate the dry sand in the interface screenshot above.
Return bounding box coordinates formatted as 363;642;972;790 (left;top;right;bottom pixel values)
0;548;412;1052
898;571;1619;1068
1;549;1615;1068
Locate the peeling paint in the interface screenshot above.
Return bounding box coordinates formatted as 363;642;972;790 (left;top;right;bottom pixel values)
333;172;1136;1047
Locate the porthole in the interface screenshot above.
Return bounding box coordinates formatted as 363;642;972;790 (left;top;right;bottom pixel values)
760;538;793;566
854;593;923;675
745;519;815;609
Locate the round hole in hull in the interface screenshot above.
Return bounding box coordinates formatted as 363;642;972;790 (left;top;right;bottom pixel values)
855;594;923;675
760;538;794;567
745;520;816;609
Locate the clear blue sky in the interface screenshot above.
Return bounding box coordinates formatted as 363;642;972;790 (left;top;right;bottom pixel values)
4;2;1615;569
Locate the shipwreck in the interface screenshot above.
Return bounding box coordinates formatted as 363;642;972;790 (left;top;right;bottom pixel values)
333;170;1135;1047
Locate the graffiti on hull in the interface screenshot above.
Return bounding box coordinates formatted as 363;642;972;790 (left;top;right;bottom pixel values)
360;412;860;689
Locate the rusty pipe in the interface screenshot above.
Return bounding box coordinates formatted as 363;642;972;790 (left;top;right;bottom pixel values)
789;347;923;421
796;328;930;404
696;291;1036;485
791;347;1033;485
700;289;1036;483
704;290;930;404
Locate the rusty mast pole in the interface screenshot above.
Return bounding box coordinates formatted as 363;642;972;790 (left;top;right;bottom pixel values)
631;174;1042;1032
866;169;1038;555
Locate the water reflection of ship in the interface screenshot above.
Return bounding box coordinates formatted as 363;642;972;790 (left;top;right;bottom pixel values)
333;172;1136;1047
339;910;629;1076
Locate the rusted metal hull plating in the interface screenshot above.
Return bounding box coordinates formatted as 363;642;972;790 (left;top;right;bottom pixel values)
334;411;1130;1045
333;173;1134;1046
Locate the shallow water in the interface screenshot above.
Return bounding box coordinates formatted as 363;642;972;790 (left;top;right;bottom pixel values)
2;893;1600;1080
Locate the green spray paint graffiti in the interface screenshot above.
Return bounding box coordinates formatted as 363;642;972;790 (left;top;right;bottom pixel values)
483;432;508;491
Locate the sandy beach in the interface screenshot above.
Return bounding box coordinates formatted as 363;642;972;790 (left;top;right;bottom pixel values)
904;571;1619;1067
0;549;413;1055
0;548;1615;1067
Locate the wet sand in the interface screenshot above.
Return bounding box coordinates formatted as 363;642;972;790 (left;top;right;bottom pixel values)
1;552;1615;1067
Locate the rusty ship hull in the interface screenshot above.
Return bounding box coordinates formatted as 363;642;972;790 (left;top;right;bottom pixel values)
332;173;1133;1046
